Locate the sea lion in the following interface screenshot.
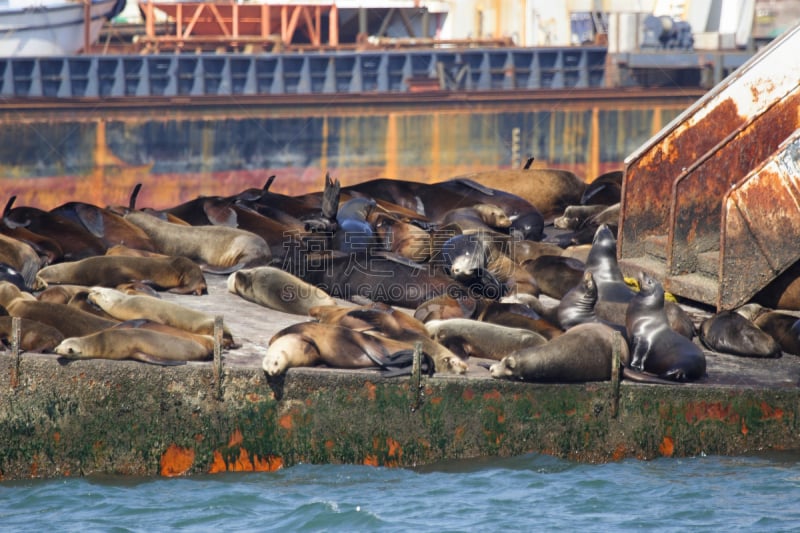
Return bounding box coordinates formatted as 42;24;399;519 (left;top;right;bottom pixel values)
452;168;586;221
227;266;336;315
3;199;107;260
0;262;27;291
332;197;379;253
263;321;466;376
413;293;479;323
0;280;35;308
625;272;706;382
488;322;628;382
283;249;465;309
754;311;800;355
86;287;235;346
373;213;432;263
35;255;207;295
583;224;634;303
309;303;466;373
5;298;118;338
580;170;623;206
54;328;211;365
0;316;64;353
476;300;563;340
698;310;781;358
50;201;156;251
508;211;545;242
438;204;512;234
124;210;272;273
0;233;42;289
523;254;585;300
424;318;547;361
36;284;93;305
553;205;609;230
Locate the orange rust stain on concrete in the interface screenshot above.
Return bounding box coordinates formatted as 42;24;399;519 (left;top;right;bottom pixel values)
53;432;60;444
684;401;735;424
496;413;505;424
565;408;577;416
325;440;335;450
611;443;628;461
760;402;784;420
30;460;38;478
194;434;205;443
253;455;283;472
231;448;254;471
387;438;402;459
454;426;465;442
363;455;379;467
741;419;748;436
208;450;227;474
364;381;377;401
462;389;474;401
658;436;674;457
429;396;443;405
160;444;195;477
483;390;502;401
279;414;294;430
228;428;244;447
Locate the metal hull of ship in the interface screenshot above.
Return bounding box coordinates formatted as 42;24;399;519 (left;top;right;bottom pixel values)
0;0;118;57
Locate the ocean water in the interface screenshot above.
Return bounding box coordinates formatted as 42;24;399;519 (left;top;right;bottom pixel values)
2;452;800;532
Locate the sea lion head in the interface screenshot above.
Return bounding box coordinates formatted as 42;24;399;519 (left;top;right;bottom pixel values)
488;354;518;379
87;286;127;311
262;333;319;376
53;338;85;359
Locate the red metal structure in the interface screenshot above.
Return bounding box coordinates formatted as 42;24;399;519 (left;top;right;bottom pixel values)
140;1;340;51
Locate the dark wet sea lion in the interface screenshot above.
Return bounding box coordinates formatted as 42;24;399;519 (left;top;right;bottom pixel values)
754;311;800;355
580;170;623;206
523;254;585;300
476;300;563;340
584;224;633;303
553;205;609;230
283;250;465;309
699;310;781;358
35;255;208;295
625;273;706;382
489;322;628;382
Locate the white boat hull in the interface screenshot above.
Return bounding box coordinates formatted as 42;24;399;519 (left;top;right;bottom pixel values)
0;0;121;57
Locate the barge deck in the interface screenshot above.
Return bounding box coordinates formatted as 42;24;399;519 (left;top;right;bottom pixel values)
2;274;799;480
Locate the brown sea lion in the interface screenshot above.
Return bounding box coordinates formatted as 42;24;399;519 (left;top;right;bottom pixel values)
699;310;781;358
0;233;42;289
263;321;467;376
54;328;211;365
50;201;156;252
625;273;706;382
309;303;465;373
0;316;65;353
451;168;586;222
124;210;272;273
553;205;609;230
86;287;235;346
424;318;547;361
754;311;800;355
227;266;336;315
5;298;118;338
413;293;479;323
35;255;207;295
489;322;628;382
3;199;107;260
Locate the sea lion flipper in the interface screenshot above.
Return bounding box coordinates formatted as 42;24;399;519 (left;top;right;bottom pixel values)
131;352;188;366
73;204;106;238
199;262;246;275
451;178;495;196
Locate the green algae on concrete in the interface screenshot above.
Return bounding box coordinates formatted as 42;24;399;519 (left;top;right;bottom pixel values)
1;354;800;481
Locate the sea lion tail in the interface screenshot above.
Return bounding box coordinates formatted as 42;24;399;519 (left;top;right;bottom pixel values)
3;195;16;217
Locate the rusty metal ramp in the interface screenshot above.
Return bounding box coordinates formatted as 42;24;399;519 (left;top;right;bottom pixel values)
618;20;800;310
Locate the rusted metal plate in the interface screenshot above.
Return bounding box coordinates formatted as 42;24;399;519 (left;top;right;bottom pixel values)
619;20;800;260
720;129;800;310
669;90;800;277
